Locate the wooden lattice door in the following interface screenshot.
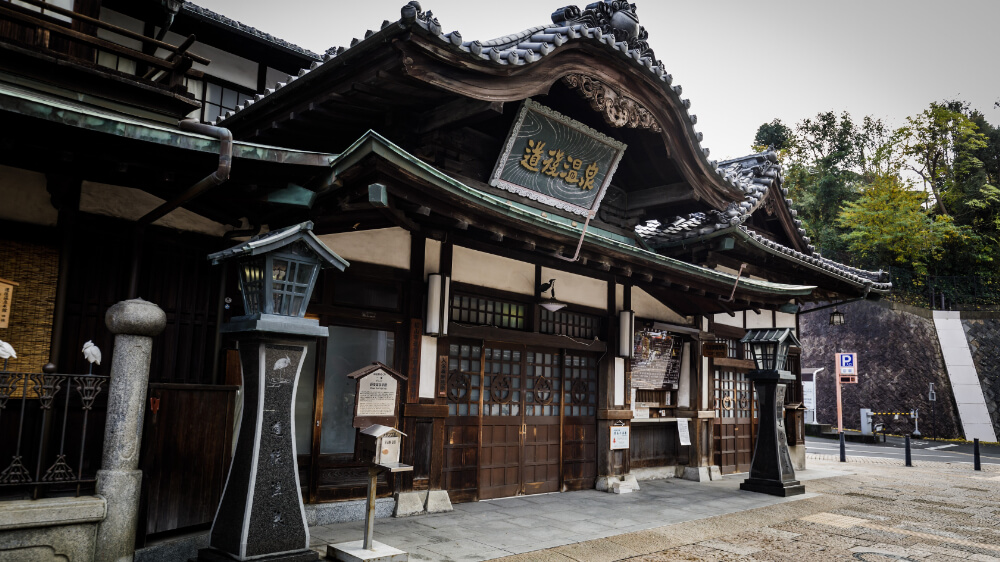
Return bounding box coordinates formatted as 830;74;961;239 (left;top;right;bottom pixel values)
443;341;482;503
712;338;756;474
479;345;525;499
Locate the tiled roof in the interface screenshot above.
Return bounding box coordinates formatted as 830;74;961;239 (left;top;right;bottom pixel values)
215;1;742;190
636;152;799;248
183;3;321;61
635;151;891;292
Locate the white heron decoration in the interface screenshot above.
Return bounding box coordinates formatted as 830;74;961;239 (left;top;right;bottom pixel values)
272;356;291;371
82;340;101;374
0;339;15;371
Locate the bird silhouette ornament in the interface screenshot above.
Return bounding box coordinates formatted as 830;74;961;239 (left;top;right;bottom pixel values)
82;340;101;374
273;356;291;371
0;339;15;371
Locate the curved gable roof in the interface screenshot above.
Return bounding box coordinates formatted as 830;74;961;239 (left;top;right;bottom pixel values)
216;1;747;209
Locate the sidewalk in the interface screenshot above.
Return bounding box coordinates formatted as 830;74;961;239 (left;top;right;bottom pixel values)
308;466;845;561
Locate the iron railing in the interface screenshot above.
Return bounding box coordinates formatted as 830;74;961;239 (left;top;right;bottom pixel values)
0;370;108;499
887;269;1000;311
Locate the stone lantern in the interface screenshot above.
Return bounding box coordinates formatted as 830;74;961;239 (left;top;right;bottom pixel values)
739;328;805;497
200;221;348;562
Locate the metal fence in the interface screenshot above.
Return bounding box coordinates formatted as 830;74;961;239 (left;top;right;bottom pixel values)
0;370;108;499
888;269;1000;311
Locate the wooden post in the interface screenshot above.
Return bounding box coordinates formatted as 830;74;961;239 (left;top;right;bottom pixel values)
363;466;379;550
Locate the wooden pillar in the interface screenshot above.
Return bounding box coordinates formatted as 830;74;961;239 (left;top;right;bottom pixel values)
44;174;80;372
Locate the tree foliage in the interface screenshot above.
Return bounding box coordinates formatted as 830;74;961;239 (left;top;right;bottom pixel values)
753;99;1000;288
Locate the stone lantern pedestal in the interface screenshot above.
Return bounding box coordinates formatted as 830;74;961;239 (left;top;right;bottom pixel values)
198;333;323;562
739;371;804;497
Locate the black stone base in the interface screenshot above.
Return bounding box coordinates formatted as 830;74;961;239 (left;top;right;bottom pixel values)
193;547;319;562
740;477;805;497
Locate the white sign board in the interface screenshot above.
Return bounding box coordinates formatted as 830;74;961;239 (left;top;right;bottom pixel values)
356;371;398;417
677;419;691;446
610;426;630;450
802;381;815;412
379;434;401;464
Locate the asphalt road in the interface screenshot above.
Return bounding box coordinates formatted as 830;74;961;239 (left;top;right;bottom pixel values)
805;434;1000;465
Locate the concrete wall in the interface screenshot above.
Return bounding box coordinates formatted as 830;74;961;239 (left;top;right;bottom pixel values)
963;317;1000;439
800;300;963;438
0;496;106;562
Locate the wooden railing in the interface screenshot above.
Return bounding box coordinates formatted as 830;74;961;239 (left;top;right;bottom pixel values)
0;0;209;90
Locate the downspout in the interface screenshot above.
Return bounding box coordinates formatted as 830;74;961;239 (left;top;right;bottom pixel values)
552;215;592;263
128;119;232;298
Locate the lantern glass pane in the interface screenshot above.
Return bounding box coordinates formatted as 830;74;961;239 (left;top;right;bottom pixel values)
270;256;317;317
238;258;265;316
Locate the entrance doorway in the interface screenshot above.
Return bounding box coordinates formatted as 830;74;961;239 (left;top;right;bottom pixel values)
443;341;597;501
712;368;755;474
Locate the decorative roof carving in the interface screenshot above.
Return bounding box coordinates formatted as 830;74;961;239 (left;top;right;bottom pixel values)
551;1;658;65
562;74;661;132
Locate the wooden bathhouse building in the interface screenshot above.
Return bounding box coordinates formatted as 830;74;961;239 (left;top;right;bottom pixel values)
0;0;889;542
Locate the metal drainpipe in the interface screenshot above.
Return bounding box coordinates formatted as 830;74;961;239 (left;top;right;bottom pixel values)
128;120;232;298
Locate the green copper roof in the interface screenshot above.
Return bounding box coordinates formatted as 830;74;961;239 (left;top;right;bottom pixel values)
331;130;817;298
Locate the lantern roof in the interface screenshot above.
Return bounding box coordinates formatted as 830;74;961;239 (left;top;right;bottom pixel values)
740;328;801;348
207;220;349;271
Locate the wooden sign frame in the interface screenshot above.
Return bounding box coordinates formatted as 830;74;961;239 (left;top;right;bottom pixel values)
347;362;407;429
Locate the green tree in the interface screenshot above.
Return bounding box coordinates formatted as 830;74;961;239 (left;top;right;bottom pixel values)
837;174;961;275
753;119;793;151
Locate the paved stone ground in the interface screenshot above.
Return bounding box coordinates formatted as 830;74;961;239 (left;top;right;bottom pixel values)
311;456;1000;561
496;456;1000;562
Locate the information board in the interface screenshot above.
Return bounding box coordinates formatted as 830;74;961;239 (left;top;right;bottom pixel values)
631;330;682;390
356;371;398;417
610;426;630;450
490;99;627;218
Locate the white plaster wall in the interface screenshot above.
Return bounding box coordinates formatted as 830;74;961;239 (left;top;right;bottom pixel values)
418;336;437;399
97;9;143;49
453;246;534;295
632;286;687;324
713;311;743;328
540;267;605;308
158;30;259;90
424;239;441;281
775;311;796;328
317;228;411;270
0;166;57;226
80;182;228;236
615;283;624;313
745;311;774;329
265;67;289;90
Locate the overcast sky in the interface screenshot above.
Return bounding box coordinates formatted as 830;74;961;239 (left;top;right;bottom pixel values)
196;0;1000;161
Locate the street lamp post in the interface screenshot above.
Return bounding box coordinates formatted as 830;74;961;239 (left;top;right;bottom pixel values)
739;328;805;497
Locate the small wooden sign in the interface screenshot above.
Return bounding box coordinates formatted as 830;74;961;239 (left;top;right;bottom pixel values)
0;278;18;329
610;426;630;450
348;362;407;429
702;342;728;358
437;355;449;398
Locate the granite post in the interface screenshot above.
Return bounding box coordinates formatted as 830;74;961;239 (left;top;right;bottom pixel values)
94;298;167;562
199;336;319;562
740;375;804;497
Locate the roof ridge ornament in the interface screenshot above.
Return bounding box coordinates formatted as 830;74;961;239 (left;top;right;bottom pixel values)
552;1;658;65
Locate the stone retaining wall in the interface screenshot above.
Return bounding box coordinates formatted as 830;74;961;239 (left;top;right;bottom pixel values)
800;300;963;438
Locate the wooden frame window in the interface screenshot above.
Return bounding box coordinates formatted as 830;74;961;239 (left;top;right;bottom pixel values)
450;292;527;330
539;308;601;339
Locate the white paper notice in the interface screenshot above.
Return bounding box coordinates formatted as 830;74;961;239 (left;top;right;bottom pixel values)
677;418;691;446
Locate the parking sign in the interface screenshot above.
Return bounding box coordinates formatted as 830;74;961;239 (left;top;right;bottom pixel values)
836;353;857;383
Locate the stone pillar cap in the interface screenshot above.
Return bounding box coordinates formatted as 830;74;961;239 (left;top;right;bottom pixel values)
105;298;167;337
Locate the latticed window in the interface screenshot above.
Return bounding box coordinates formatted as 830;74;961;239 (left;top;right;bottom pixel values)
563;353;597;416
525;351;560;416
483;347;522;416
450;294;526;330
539;309;601;339
446;343;481;416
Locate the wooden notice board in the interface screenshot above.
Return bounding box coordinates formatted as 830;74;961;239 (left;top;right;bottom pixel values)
631;330;682;390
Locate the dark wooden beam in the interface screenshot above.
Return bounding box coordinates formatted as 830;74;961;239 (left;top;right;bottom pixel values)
626;181;694;211
415;99;503;134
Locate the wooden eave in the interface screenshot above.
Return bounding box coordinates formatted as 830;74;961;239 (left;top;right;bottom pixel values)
309;131;815;316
